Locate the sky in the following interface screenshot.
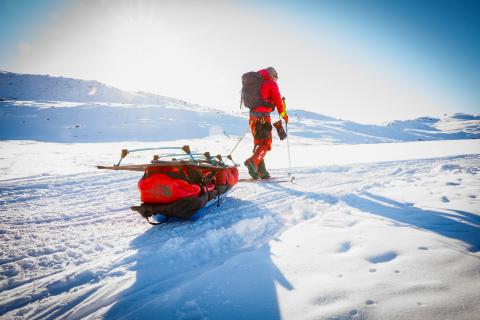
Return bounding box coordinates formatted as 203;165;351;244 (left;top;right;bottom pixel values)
0;0;479;124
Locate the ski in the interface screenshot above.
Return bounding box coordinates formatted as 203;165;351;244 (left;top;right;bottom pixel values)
97;160;226;172
238;176;293;183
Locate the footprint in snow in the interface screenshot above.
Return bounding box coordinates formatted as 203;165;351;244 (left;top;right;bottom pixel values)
441;196;450;203
418;246;429;250
369;268;377;273
446;182;461;186
348;310;358;317
338;241;351;253
365;299;375;305
367;251;397;264
312;294;342;306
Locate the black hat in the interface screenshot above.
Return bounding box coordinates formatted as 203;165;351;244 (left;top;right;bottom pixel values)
266;67;278;80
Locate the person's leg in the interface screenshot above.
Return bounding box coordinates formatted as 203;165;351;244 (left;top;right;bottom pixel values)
244;115;273;179
257;160;270;179
244;115;260;179
256;120;272;179
245;115;273;178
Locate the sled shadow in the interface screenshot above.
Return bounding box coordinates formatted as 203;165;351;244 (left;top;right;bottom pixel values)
342;192;480;252
105;198;293;320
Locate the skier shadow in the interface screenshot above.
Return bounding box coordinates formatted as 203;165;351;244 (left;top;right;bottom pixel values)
105;198;293;320
342;192;480;253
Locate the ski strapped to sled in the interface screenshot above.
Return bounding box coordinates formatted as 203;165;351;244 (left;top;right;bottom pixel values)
97;145;238;171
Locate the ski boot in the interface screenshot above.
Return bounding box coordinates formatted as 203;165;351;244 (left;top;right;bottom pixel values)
244;158;258;179
257;160;270;179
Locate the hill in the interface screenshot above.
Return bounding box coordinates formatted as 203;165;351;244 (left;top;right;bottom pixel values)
0;71;479;143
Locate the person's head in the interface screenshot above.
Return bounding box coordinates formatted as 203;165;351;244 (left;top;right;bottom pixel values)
266;67;278;81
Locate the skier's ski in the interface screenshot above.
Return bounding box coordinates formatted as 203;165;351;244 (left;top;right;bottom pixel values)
239;176;293;183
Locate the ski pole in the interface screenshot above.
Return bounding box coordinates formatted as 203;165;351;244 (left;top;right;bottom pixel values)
286;123;293;180
282;97;294;181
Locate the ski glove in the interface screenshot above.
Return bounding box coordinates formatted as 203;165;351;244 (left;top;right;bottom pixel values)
279;108;288;124
273;120;288;140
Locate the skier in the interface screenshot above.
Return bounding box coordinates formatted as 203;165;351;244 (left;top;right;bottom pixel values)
243;67;288;179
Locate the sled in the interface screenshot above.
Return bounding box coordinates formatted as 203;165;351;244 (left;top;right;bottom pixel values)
132;188;232;225
97;145;239;224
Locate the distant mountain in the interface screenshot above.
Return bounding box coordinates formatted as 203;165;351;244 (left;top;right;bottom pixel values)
0;71;478;143
288;110;480;144
0;70;185;106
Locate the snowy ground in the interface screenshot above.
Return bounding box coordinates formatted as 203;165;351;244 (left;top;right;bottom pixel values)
1;71;479;319
0;139;479;320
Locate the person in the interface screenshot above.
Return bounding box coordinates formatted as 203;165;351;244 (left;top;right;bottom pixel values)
244;67;288;179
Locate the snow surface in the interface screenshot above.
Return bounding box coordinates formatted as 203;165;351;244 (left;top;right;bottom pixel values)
1;71;479;143
1;71;479;319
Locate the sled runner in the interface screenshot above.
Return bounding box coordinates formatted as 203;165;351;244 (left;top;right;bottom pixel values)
98;146;239;224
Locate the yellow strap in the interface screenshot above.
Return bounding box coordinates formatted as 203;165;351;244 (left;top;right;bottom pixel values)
280;96;287;118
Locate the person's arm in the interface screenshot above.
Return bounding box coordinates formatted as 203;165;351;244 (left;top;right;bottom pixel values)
270;82;288;122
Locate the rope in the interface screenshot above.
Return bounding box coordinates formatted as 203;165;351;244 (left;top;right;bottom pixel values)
228;126;249;156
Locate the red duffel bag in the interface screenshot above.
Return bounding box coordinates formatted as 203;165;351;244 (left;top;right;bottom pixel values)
227;167;239;186
214;167;239;186
138;173;201;204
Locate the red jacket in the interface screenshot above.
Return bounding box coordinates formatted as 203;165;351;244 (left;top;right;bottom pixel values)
253;69;285;115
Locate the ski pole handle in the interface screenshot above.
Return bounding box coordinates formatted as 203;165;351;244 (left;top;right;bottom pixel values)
282;97;287;118
281;96;289;124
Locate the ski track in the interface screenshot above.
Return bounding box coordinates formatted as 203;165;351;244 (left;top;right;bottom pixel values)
0;155;479;319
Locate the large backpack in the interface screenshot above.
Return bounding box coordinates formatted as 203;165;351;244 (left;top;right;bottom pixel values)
241;71;274;110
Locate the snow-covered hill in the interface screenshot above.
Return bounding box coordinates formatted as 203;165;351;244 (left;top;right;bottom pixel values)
0;71;479;319
0;70;185;105
289;110;480;143
1;71;479;143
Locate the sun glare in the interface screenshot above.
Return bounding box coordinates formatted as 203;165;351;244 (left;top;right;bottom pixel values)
6;0;472;123
99;3;177;90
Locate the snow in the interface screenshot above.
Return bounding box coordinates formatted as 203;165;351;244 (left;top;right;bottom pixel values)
1;71;479;143
0;71;479;319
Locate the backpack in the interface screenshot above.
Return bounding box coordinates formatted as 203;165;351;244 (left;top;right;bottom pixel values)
241;71;274;110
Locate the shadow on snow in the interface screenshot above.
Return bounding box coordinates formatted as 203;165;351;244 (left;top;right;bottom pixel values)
342;192;480;252
104;198;293;320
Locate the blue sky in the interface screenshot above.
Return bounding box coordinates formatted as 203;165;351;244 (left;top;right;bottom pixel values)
0;0;478;123
283;0;480;107
0;0;65;62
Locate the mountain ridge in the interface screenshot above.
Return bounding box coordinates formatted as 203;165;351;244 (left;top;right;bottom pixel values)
0;70;187;106
0;70;478;143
